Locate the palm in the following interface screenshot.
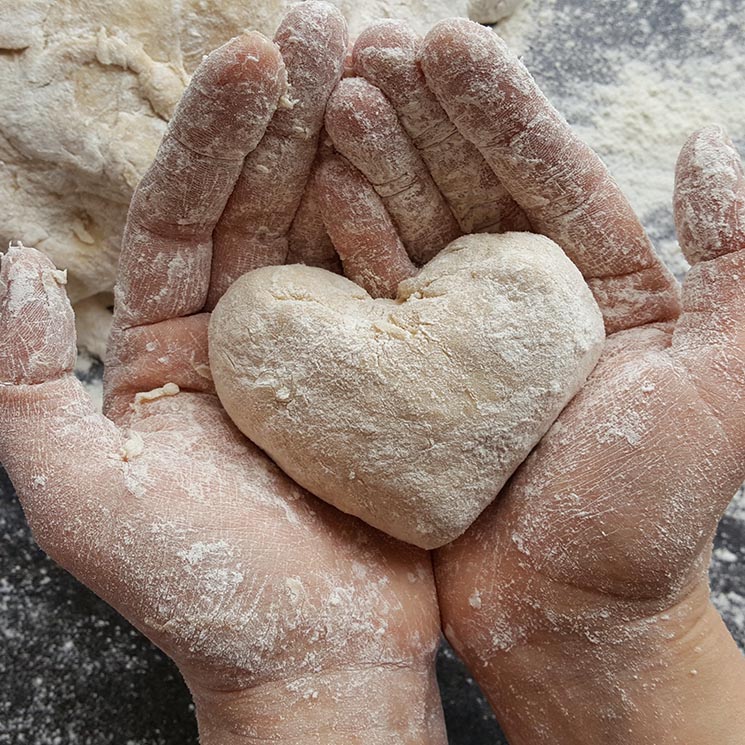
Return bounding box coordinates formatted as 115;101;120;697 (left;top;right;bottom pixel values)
85;378;436;692
512;328;729;597
437;320;744;642
523;322;743;589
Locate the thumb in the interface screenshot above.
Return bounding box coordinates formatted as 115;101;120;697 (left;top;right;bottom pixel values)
0;244;124;572
673;125;745;265
0;243;76;384
672;126;745;456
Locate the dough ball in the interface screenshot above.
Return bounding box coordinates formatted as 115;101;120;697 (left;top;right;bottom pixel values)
209;232;605;548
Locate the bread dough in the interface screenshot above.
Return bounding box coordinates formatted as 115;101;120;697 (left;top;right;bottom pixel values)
209;233;605;548
74;292;114;360
0;0;516;312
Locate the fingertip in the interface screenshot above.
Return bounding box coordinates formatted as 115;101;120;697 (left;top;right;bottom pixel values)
326;75;375;112
325;77;392;147
277;0;348;42
204;31;286;91
421;17;490;55
274;1;349;76
3;242;52;263
674;124;745;265
420;18;505;90
0;244;76;385
676;125;733;177
424;16;491;40
287;0;347;27
325;77;363;139
418;19;516;138
675;124;736;183
353;19;418;72
1;243;64;288
171;30;287;161
355;18;415;47
686;123;731;144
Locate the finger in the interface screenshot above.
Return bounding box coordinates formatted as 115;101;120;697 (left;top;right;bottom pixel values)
114;32;286;330
0;244;75;385
342;39;356;78
287;162;343;273
674;126;745;265
419;19;681;334
324;77;461;265
353;20;529;234
671;126;745;447
0;246;124;571
205;1;348;308
316;153;416;297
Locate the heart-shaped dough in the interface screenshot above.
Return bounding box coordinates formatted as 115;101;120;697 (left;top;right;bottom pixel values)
209;233;605;548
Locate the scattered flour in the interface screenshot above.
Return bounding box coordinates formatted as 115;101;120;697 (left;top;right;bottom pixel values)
573;52;745;278
177;541;232;566
714;546;740;564
497;0;745;280
2;3;744;744
713;589;745;640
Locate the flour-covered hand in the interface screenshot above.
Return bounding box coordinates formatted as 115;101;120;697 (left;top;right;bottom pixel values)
0;6;447;744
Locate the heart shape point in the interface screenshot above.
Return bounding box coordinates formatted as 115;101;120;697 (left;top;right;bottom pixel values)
209;232;605;548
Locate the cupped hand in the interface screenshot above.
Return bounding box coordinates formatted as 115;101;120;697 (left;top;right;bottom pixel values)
0;6;447;744
317;17;745;743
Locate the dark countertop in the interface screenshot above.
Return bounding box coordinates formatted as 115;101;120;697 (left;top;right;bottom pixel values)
1;0;743;742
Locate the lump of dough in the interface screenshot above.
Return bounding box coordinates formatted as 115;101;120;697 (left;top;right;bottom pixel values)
0;0;510;308
209;232;605;548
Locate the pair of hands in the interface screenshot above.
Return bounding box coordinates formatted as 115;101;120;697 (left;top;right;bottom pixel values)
1;3;744;743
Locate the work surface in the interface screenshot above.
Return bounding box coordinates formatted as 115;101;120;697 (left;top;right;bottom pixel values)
1;0;744;742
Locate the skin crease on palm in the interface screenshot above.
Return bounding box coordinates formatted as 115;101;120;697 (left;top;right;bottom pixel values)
316;16;745;745
1;1;744;742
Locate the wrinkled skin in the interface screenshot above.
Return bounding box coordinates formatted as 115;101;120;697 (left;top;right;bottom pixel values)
319;17;745;743
0;5;447;744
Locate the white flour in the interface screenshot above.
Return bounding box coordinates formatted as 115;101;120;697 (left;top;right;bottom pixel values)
498;0;745;279
498;0;745;647
3;3;744;743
